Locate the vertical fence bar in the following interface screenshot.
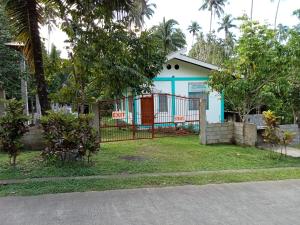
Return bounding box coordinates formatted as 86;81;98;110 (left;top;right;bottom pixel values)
98;101;102;143
132;96;136;140
151;94;155;139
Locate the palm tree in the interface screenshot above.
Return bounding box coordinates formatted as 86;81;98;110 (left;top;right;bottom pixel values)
270;0;281;28
5;0;50;115
188;21;201;46
42;1;59;53
217;15;236;40
199;0;227;33
152;17;186;54
127;0;156;30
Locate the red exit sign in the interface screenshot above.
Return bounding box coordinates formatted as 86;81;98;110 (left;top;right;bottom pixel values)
112;111;125;119
174;115;185;123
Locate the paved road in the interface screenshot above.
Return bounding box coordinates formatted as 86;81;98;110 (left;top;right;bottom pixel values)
1;180;300;225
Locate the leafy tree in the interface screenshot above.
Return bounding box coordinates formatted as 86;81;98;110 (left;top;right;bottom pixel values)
152;17;186;54
199;0;227;33
209;19;285;121
44;45;70;95
294;9;300;20
188;21;202;46
188;32;227;66
277;24;289;41
4;0;50;115
4;0;147;115
260;28;300;124
281;30;300;123
218;14;236;40
0;4;22;99
53;17;165;109
0;99;28;166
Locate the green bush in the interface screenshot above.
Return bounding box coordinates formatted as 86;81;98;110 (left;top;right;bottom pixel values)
41;111;99;163
0;99;28;166
263;110;295;158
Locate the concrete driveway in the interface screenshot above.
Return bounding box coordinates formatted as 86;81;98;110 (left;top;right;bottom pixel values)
1;180;300;225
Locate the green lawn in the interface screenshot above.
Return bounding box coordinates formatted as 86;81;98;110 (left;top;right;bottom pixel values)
2;168;300;197
1;136;300;180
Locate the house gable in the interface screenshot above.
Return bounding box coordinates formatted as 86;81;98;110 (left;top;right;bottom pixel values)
158;58;212;79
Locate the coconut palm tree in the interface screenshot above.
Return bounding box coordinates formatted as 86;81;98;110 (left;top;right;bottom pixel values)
188;21;202;46
5;0;50;115
217;15;236;40
127;0;156;30
42;1;59;53
152;17;186;54
199;0;227;33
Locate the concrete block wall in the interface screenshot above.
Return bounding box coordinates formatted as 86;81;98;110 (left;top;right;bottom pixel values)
202;122;257;146
21;126;45;150
206;122;234;144
279;124;300;145
234;122;257;146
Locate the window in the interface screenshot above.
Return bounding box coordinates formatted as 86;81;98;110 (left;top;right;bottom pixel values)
175;64;180;70
188;82;209;110
188;92;209;110
159;94;168;112
166;64;172;70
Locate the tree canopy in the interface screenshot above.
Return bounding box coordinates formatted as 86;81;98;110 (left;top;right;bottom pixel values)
209;19;286;121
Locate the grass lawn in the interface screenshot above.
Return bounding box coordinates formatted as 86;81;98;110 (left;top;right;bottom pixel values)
2;168;300;197
1;136;300;180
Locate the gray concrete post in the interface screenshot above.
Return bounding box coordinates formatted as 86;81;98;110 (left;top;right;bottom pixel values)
199;98;207;145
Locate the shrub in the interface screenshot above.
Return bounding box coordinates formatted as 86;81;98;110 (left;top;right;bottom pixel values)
262;110;295;158
262;110;280;149
41;111;99;163
0;99;28;166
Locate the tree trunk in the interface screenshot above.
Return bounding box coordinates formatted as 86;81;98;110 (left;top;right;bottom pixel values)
274;0;281;29
35;94;42;120
192;35;195;46
27;0;50;115
292;108;297;124
12;154;17;167
209;9;213;33
250;0;254;20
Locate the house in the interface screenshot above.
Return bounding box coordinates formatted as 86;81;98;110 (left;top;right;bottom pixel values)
117;50;224;128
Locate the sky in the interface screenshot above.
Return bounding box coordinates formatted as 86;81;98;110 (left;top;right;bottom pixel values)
41;0;300;58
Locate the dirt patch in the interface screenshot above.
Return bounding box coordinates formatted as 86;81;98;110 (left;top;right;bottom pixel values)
120;155;148;161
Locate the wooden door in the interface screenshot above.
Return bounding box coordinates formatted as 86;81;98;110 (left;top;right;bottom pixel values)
141;96;154;125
